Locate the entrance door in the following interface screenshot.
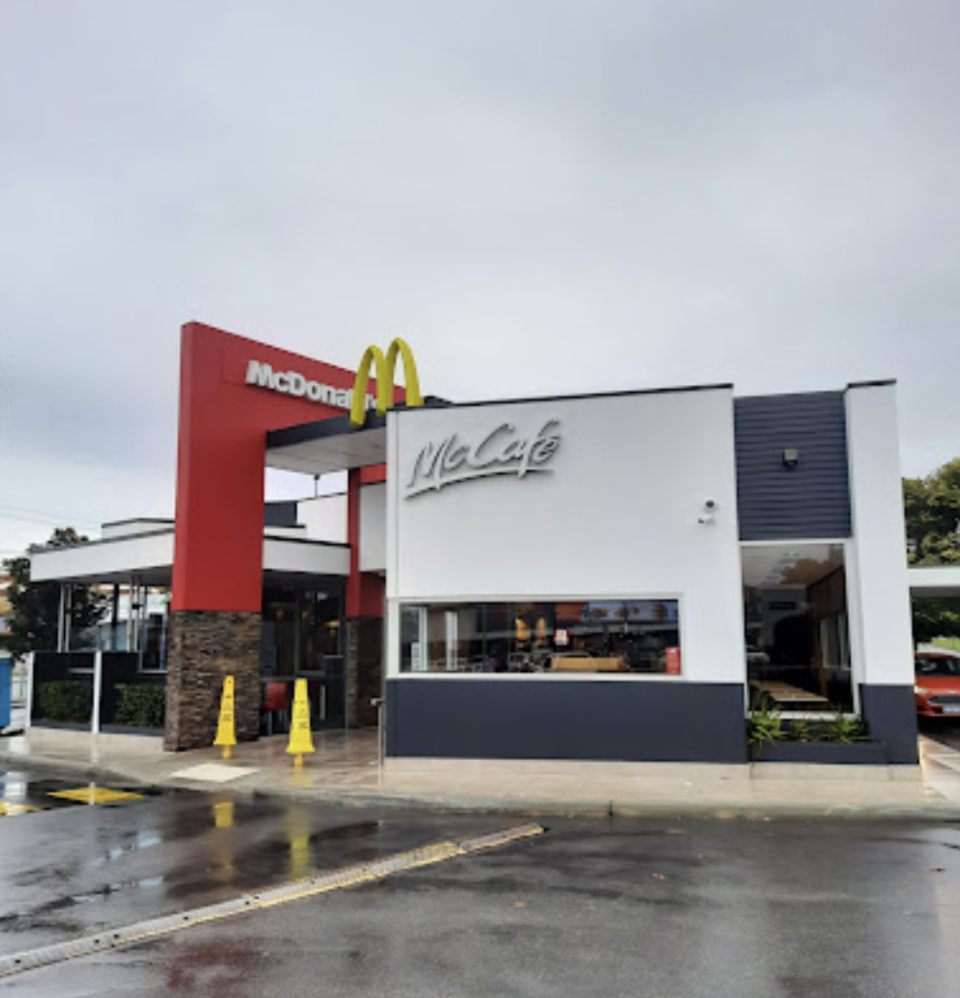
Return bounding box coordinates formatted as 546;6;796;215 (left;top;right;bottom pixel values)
261;583;345;733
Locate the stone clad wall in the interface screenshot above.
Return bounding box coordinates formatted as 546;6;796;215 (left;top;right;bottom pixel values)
164;610;261;751
346;617;382;728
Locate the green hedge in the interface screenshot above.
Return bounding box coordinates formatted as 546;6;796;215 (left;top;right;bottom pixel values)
38;680;92;724
114;684;166;729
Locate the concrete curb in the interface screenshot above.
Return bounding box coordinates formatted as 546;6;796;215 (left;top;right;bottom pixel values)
4;743;960;822
0;747;166;794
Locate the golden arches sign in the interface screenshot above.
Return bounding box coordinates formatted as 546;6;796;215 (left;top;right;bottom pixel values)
350;337;423;426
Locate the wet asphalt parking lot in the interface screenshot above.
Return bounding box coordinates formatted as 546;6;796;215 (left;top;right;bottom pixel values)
921;716;960;753
1;764;960;998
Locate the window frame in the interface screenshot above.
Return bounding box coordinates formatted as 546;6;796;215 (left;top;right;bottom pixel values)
739;538;860;718
394;593;686;682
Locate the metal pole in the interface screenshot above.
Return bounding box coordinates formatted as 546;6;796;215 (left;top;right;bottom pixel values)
57;585;65;652
23;652;33;730
126;576;134;652
64;586;72;652
379;699;385;774
138;582;146;657
159;592;168;671
371;697;385;773
91;650;102;735
111;583;120;651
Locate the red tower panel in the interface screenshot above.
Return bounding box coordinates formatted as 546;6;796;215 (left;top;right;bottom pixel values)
171;322;395;614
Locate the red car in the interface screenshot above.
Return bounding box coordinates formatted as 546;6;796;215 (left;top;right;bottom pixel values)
915;653;960;718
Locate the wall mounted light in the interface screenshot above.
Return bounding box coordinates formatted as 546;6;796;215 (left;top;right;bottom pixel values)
782;447;800;468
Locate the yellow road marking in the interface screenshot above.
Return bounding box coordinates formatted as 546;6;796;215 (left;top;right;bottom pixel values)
0;802;40;817
253;840;465;909
48;787;146;805
0;823;544;978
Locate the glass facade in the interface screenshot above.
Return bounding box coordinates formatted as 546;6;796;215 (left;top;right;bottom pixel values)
741;543;853;711
261;582;345;729
400;599;681;674
71;588;170;672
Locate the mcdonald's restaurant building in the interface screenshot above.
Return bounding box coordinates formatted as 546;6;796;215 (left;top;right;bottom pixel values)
29;322;920;767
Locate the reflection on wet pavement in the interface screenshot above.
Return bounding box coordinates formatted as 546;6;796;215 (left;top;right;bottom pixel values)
3;812;959;998
0;766;510;960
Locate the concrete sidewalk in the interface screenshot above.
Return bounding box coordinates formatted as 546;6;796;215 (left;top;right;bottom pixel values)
3;726;960;820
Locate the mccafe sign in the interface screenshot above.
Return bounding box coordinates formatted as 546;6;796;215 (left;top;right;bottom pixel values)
404;419;562;499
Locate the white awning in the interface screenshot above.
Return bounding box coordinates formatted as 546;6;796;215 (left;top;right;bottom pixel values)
30;530;350;585
908;565;960;598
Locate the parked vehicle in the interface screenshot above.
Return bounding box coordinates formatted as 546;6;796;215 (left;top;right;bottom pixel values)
914;652;960;718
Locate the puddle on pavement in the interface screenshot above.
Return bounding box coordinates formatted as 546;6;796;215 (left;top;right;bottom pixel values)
0;773;513;927
69;876;167;904
93;830;165;866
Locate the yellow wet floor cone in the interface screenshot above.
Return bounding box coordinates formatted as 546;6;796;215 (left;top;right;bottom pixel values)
286;678;315;768
213;675;237;760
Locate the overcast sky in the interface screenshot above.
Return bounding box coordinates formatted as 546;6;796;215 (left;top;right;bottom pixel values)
2;1;958;557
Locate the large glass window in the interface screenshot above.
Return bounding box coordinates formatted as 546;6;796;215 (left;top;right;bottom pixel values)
741;544;853;712
261;584;343;676
400;600;681;675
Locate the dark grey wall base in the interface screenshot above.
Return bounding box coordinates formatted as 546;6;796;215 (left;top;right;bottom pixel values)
859;685;918;764
387;679;748;763
346;617;382;728
750;741;889;765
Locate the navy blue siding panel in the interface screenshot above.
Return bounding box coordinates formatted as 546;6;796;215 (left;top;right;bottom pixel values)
859;685;919;764
734;393;851;540
387;680;748;763
264;500;299;528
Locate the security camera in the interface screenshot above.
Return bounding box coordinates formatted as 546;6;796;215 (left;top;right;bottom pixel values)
698;514;715;525
704;499;717;511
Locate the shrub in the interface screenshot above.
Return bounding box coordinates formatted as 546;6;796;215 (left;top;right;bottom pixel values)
38;680;92;723
114;684;166;729
783;719;813;742
746;705;783;758
748;709;871;753
819;712;869;743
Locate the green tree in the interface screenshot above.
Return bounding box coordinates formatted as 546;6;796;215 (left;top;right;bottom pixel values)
911;598;960;646
1;528;109;658
905;458;960;646
904;457;960;565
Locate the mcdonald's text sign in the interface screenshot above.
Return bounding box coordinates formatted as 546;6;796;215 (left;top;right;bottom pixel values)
245;359;376;412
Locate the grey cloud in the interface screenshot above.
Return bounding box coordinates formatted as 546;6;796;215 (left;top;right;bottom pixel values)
1;0;958;553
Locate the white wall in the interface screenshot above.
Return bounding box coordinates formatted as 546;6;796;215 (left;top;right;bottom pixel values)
387;389;747;683
845;384;915;685
360;483;386;572
297;494;347;543
297;486;385;571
